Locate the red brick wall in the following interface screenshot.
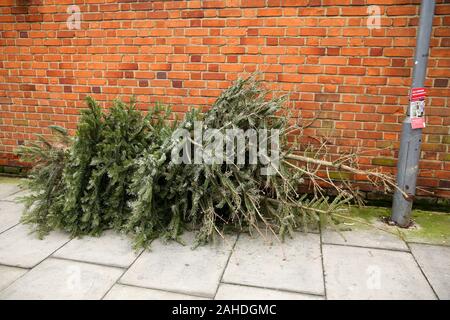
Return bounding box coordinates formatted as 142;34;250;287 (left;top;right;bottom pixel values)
0;0;449;198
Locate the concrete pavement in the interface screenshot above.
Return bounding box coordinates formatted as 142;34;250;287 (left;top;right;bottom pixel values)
0;178;448;300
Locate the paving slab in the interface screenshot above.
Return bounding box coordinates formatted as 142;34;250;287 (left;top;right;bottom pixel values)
0;179;22;200
104;284;208;300
410;243;450;300
222;233;324;296
322;227;409;251
323;244;436;300
0;224;70;268
0;201;23;234
0;265;28;291
0;258;123;300
53;230;142;268
215;284;323;300
120;232;236;298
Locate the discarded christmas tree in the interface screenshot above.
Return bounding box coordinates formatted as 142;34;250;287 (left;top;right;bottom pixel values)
17;76;400;249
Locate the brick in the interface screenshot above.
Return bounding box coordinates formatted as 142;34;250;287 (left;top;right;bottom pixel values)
19;84;36;91
118;63;138;70
339;67;366;75
386;6;417;16
384;48;413;57
181;10;204;19
242;0;265;7
372;158;397;167
278;74;302;83
257;8;282;17
434;79;448;87
190;55;201;62
203;73;225;80
370;48;383;56
139;80;148;87
315;94;340;102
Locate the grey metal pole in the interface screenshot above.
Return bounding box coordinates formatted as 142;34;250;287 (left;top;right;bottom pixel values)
391;0;436;226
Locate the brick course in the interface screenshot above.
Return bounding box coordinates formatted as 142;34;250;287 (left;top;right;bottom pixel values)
0;0;449;198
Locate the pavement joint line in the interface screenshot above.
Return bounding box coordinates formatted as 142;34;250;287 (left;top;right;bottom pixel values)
0;200;18;203
0;222;21;236
41;256;125;296
116;244;147;284
405;242;440;300
322;241;411;253
0;265;32;295
0;232;71;269
50;255;128;270
318;223;328;300
406;241;450;248
0;187;26;202
220;281;326;298
0;263;29;270
116;280;215;299
101;243;147;300
0;233;71;296
106;282;213;300
212;233;239;300
0;200;23;235
0;262;29;269
0;267;31;293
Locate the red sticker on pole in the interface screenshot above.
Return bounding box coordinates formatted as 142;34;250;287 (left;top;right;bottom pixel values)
411;117;426;129
410;87;426;101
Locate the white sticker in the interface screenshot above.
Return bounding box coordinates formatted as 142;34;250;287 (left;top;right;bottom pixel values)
410;100;425;118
